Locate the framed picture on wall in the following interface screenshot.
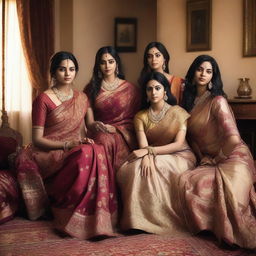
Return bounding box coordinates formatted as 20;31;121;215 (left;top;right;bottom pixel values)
186;0;212;52
243;0;256;57
114;18;137;52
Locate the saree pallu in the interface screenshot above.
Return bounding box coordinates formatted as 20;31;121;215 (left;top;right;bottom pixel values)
178;95;256;249
0;170;19;224
169;76;184;105
91;81;140;170
117;106;196;234
16;91;118;239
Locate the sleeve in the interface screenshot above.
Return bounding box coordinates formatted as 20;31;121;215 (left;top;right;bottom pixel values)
134;111;145;132
32;94;48;127
175;107;190;131
211;96;240;138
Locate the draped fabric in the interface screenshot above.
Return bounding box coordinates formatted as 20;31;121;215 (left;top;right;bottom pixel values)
178;94;256;249
117;106;196;235
16;0;54;98
15;91;118;239
86;81;141;170
169;76;184;105
0;170;19;224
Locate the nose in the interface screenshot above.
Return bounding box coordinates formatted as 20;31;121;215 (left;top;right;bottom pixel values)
65;69;70;76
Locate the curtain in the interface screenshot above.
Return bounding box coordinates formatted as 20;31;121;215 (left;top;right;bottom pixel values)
16;0;54;99
0;0;31;144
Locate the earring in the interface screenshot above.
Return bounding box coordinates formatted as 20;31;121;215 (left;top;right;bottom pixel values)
208;81;213;90
164;93;168;101
162;63;166;71
115;65;119;76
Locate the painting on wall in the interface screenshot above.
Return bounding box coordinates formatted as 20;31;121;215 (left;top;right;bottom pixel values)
114;18;137;52
243;0;256;57
186;0;212;52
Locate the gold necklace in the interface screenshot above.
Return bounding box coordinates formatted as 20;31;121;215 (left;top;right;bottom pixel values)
148;102;170;123
52;86;73;102
102;78;119;91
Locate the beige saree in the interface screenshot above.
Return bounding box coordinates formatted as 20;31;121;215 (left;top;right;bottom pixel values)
178;94;256;249
117;106;196;235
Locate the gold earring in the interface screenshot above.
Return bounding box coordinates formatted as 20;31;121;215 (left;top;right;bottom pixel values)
164;94;168;101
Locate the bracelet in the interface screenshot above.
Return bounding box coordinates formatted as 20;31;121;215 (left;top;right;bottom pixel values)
63;141;69;152
146;146;157;156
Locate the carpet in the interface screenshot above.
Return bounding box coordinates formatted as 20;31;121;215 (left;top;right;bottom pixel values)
0;217;255;256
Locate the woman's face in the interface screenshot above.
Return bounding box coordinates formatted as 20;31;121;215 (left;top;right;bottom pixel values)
194;61;213;87
146;79;165;105
55;59;76;85
147;47;165;72
100;53;117;78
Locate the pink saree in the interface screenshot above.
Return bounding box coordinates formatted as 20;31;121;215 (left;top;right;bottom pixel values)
88;81;140;170
15;91;117;239
178;94;256;249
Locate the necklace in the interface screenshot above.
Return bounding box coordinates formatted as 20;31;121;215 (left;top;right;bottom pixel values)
102;77;119;91
148;102;170;123
52;86;73;102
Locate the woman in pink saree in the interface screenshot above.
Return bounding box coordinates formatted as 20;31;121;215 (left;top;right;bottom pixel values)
117;72;196;234
179;55;256;249
15;52;117;239
84;46;140;170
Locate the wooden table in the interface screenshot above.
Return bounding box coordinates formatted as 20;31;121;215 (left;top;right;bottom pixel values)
228;98;256;159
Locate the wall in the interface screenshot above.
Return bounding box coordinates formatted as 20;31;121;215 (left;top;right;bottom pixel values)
55;0;157;90
157;0;256;98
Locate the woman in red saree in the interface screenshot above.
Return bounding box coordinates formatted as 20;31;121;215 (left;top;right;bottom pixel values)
15;52;117;239
138;42;184;104
117;72;196;234
84;46;140;170
179;55;256;249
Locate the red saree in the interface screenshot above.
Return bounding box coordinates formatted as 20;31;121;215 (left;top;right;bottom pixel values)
0;170;19;224
15;91;117;239
178;94;256;249
87;81;140;170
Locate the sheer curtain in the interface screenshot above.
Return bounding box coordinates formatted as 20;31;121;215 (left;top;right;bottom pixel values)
1;0;32;144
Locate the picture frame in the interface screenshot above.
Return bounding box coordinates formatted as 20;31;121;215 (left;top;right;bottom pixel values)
186;0;212;52
114;18;137;52
243;0;256;57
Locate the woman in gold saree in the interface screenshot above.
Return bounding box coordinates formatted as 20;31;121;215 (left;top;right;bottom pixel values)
84;46;140;170
16;52;117;239
180;55;256;249
117;72;196;234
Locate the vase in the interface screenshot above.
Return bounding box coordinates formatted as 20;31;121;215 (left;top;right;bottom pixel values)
237;78;252;98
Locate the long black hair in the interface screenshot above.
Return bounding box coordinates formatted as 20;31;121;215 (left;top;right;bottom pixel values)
84;46;125;105
138;42;170;86
50;51;79;81
141;71;177;109
182;55;226;112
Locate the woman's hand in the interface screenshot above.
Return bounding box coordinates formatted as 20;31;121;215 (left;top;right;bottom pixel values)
93;121;107;132
200;155;215;165
82;137;94;144
105;124;116;133
127;148;148;162
140;155;152;177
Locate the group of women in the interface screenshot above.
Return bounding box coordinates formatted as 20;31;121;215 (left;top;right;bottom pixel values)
4;41;256;249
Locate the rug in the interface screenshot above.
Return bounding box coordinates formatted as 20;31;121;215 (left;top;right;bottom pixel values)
0;217;255;256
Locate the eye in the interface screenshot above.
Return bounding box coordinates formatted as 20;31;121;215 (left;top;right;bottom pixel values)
155;86;162;91
100;61;106;65
147;54;152;59
58;67;65;72
146;87;152;91
70;67;76;72
206;70;212;74
109;60;115;64
155;53;161;58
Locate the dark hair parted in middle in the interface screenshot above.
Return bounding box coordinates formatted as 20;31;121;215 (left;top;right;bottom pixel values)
141;71;177;109
84;46;125;105
50;51;79;79
182;55;226;112
138;42;170;85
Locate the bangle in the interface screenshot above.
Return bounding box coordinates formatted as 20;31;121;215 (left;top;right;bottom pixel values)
146;146;156;156
63;141;69;151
